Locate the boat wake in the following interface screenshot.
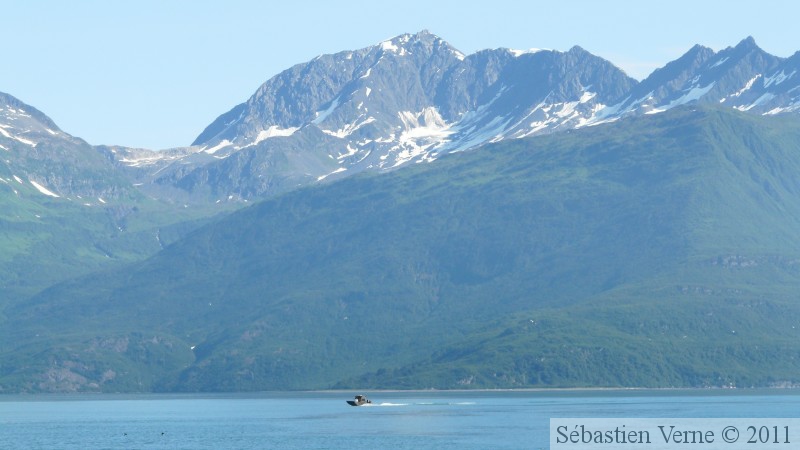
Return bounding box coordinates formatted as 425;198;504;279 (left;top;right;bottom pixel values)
349;399;477;407
415;401;477;406
369;401;477;407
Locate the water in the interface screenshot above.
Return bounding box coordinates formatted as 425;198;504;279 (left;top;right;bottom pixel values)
1;390;799;449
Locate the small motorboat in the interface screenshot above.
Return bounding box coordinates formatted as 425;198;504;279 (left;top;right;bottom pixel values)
346;394;372;406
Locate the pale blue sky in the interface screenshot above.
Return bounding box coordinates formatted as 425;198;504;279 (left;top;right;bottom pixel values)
2;0;797;149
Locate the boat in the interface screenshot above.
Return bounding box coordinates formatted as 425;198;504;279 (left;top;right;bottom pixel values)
346;394;372;406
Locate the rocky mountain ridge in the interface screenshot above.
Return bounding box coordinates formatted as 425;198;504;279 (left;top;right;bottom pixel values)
133;32;800;201
0;92;132;203
3;32;800;204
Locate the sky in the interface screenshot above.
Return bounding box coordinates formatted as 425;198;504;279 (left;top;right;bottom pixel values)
2;0;798;150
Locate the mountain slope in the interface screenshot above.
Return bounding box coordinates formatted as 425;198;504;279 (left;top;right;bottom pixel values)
0;92;228;302
7;106;800;392
0;91;132;201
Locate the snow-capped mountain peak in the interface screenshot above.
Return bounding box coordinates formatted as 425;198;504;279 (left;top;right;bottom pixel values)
100;33;800;202
188;31;635;185
9;33;800;206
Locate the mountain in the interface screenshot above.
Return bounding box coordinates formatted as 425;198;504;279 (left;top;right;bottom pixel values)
10;34;797;208
103;33;800;204
603;36;798;117
0;91;132;201
117;31;637;201
7;106;800;392
0;92;226;301
4;33;800;392
193;31;633;153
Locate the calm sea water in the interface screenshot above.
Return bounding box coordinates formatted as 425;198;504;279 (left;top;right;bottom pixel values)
1;390;798;449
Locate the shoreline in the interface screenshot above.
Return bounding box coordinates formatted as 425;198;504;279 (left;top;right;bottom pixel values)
2;386;800;401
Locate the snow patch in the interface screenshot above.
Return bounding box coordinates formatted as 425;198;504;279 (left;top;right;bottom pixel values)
440;87;516;150
730;75;761;99
521;119;552;136
573;102;609;128
380;38;408;56
355;149;372;164
399;108;452;139
554;101;580;119
449;114;512;152
594;91;652;120
764;103;800;115
312;97;341;124
389;108;454;167
321;116;376;138
504;88;603;137
508;48;545;57
29;180;60;197
664;82;716;109
120;151;187;167
764;70;797;88
628;91;655;112
13;175;23;184
380;40;399;52
736;92;776;112
590;95;631;123
709;57;729;68
337;144;359;160
398;108;452;141
579;91;597;104
0;124;36;146
316;167;347;181
456;86;507;125
203;139;233;154
252;125;299;145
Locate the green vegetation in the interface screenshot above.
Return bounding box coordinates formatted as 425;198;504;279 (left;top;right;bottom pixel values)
0;181;227;302
0;132;238;304
5;106;800;392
